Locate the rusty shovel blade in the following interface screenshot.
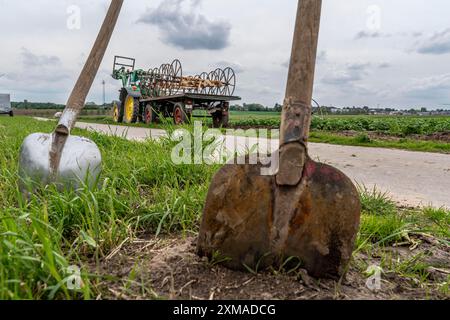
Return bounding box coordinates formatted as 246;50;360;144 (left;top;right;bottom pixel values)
19;133;102;191
197;155;361;279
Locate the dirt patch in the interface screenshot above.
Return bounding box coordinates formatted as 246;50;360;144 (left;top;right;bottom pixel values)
418;132;450;143
333;130;450;143
91;235;449;300
228;127;450;144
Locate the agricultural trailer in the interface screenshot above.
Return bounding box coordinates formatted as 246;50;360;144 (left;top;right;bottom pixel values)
0;94;13;117
111;56;241;127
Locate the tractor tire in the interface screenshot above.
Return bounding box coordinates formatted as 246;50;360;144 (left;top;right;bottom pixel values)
173;103;188;125
9;110;13;117
124;95;139;124
112;100;123;123
144;104;158;125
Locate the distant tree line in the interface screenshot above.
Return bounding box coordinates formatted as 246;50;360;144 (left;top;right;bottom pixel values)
12;101;112;110
230;103;282;112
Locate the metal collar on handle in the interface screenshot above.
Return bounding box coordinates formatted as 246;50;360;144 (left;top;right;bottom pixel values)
280;0;322;146
279;98;312;146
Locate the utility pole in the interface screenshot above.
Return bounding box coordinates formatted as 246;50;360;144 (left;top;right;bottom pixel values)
102;80;106;109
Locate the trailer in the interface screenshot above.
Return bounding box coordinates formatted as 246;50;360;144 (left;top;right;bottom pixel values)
0;94;13;117
111;56;241;127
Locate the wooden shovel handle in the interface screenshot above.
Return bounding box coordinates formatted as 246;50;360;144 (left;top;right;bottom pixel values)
277;0;322;186
280;0;322;145
56;0;124;135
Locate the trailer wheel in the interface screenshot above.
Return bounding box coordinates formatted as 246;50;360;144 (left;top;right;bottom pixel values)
212;111;229;128
144;104;158;125
173;103;188;125
124;95;139;123
112;100;123;123
222;113;229;127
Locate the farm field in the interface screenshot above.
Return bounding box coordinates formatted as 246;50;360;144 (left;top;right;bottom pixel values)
77;112;450;153
0;117;449;300
229;112;450;137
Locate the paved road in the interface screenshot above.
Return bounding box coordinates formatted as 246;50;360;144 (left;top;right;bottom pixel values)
74;122;450;209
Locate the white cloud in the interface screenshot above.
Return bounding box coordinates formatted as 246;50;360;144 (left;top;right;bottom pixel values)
137;0;231;50
417;29;450;55
1;0;450;109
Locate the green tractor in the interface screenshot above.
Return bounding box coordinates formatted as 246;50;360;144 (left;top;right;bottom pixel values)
111;56;240;127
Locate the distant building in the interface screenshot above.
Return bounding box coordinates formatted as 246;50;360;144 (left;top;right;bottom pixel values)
329;107;339;114
0;94;12;114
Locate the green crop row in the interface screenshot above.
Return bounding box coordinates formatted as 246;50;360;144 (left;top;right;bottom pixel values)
231;115;450;136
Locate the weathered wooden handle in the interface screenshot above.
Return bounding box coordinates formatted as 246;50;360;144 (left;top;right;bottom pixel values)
56;0;124;135
277;0;322;186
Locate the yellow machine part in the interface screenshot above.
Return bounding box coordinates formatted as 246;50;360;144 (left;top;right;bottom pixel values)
124;96;135;122
113;103;120;122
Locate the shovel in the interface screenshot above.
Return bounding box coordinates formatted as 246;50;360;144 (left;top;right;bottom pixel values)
197;0;361;279
19;0;124;191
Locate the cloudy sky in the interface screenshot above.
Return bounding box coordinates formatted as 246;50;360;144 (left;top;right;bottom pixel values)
0;0;450;109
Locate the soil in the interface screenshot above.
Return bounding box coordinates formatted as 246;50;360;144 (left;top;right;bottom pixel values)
228;126;450;144
334;130;450;143
417;131;450;143
92;234;450;301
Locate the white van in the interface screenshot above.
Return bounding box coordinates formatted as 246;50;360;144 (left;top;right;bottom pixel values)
0;94;13;116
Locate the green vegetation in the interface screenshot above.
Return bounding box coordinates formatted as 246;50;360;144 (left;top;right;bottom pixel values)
12;101;110;110
355;188;450;293
230;113;450;153
357;187;449;246
0;117;448;299
0;117;218;299
232;113;450;136
83;112;450;135
78;112;450;153
308;131;450;153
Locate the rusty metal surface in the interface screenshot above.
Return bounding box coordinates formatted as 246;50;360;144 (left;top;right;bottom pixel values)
197;156;361;279
197;156;274;270
276;142;306;186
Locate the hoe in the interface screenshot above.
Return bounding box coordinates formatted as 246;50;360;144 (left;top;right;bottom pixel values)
198;0;361;278
19;0;123;191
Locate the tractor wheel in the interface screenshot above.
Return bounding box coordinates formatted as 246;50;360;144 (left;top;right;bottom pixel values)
173;103;188;125
112;100;123;123
124;95;139;124
9;110;13;117
144;104;158;125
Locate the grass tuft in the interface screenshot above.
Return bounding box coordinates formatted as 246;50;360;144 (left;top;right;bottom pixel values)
359;185;397;216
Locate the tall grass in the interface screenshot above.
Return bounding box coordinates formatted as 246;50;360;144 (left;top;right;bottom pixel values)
0;117;217;299
0;117;448;299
